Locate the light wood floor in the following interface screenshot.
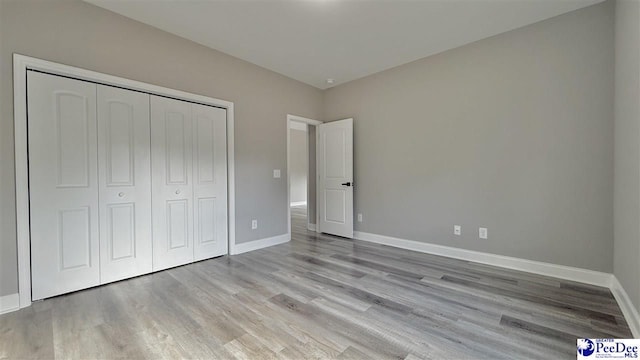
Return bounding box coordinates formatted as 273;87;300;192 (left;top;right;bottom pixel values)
0;206;632;359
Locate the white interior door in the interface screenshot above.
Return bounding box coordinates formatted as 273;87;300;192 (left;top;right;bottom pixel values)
97;85;152;284
28;71;100;300
192;103;228;261
318;118;353;238
151;95;195;271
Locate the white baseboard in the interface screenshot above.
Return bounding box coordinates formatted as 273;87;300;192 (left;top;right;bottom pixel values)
610;276;640;338
307;223;316;231
290;201;307;207
0;293;20;315
353;231;612;288
231;233;290;255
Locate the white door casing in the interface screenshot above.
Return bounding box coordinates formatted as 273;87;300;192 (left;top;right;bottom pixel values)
151;95;195;271
28;71;100;300
192;103;228;260
318;118;354;238
286;114;323;239
97;85;152;284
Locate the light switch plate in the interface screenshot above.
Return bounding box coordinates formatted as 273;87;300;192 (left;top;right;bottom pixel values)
273;169;281;178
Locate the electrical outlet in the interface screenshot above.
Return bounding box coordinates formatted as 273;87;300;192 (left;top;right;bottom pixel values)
454;225;461;236
273;169;281;178
251;219;258;230
479;227;488;239
357;213;363;222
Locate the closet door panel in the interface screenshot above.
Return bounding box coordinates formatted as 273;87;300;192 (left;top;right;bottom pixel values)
193;104;228;260
151;96;194;271
97;85;152;284
28;71;100;300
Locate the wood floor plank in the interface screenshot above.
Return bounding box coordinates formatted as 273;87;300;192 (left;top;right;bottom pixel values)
441;275;619;324
0;205;632;359
0;307;54;359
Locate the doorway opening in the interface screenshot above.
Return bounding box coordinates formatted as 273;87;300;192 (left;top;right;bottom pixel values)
287;115;322;240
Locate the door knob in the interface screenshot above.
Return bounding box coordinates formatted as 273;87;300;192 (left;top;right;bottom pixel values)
341;182;352;187
118;192;125;198
175;189;181;195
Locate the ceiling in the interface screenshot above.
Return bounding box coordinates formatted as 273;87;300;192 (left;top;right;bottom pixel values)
86;0;604;89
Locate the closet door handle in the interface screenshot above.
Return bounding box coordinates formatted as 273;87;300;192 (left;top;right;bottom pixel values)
175;189;181;195
341;182;352;187
118;192;125;198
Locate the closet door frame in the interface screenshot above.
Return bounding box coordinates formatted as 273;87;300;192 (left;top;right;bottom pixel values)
13;54;236;310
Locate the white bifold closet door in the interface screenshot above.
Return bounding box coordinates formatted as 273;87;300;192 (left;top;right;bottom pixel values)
192;102;228;261
151;96;227;271
28;71;228;300
97;85;152;284
28;72;101;300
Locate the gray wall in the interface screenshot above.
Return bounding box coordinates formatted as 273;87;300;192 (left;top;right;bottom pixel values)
0;0;323;296
614;0;640;313
290;128;308;204
324;1;614;272
0;0;625;299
